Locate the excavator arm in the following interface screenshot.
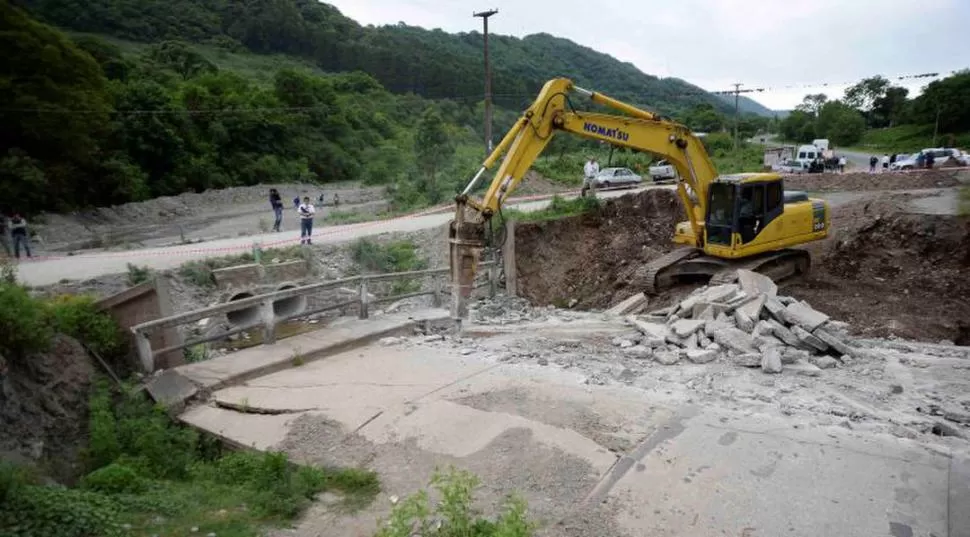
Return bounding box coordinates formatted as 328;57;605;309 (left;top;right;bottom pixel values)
449;78;719;318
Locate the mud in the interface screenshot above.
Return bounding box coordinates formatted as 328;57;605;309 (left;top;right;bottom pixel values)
514;188;970;344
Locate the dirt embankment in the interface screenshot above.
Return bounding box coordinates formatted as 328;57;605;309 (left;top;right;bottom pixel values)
514;189;970;343
784;168;966;192
785;198;970;343
0;335;96;483
514;189;684;310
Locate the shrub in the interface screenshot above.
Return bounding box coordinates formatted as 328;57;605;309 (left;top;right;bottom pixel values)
80;463;146;495
0;282;52;361
47;294;125;357
350;239;428;274
0;484;124;537
125;263;152;286
376;467;534;537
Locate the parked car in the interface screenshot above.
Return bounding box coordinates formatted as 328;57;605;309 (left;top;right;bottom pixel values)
892;148;963;170
591;167;643;188
771;160;806;174
648;160;677;182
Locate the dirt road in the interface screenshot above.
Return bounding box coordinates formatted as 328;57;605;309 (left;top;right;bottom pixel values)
14;187;650;287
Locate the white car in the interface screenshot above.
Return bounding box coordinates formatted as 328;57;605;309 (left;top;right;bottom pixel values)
892;148;964;170
591;167;643;188
771;160;806;174
648;160;677;182
890;153;920;170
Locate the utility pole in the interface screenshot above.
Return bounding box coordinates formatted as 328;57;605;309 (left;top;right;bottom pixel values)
732;83;742;152
474;8;498;157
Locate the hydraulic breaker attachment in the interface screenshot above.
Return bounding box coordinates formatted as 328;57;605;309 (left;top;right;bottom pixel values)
449;204;486;319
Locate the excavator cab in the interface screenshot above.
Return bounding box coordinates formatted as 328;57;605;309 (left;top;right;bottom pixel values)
704;175;786;247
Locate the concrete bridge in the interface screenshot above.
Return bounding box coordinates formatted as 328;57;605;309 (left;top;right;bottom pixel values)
142;304;970;537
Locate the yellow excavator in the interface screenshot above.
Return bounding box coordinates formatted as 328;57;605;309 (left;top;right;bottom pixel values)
448;78;830;316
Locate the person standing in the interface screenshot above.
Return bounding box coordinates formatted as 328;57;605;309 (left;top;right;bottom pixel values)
582;157;599;196
925;151;936;169
333;192;340;208
916;152;926;169
297;196;315;245
869;155;878;173
9;213;31;259
881;154;890;172
269;189;284;232
292;195;300;209
838;155;847;174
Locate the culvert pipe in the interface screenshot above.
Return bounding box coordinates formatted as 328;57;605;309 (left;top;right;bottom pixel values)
272;283;308;319
225;291;260;327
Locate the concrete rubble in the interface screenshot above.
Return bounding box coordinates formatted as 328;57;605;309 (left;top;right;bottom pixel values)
622;269;859;374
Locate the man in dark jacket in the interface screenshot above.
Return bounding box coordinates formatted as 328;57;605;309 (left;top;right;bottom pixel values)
9;213;30;259
269;189;283;232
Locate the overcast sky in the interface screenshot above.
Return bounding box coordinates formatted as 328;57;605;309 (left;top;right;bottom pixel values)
325;0;970;110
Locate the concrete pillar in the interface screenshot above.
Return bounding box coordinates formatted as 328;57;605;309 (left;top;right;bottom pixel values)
134;330;154;373
502;219;517;297
432;276;443;308
359;277;369;319
260;300;276;344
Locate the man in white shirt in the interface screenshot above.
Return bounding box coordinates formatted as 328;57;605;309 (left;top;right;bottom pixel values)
881;154;890;172
838;155;847;174
582;157;600;196
297;196;316;245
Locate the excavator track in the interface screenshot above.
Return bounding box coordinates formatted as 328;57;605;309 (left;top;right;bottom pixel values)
641;247;812;295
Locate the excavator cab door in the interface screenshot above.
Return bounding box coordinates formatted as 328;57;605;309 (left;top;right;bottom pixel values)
704;182;736;246
737;181;784;244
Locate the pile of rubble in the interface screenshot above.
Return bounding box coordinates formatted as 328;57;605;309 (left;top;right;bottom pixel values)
615;270;857;375
470;295;552;325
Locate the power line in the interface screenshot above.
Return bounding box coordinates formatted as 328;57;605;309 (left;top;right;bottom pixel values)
2;67;966;116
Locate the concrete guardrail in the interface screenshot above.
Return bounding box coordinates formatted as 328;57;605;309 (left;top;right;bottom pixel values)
131;260;500;372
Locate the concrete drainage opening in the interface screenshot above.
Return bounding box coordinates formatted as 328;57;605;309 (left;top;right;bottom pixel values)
226;292;260;327
273;283;307;319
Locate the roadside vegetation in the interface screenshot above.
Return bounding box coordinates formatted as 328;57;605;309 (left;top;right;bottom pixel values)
376;467;535;537
0;270;380;537
960;186;970;217
178;245;311;287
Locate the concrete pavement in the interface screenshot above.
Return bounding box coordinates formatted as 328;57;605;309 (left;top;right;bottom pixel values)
179;317;969;537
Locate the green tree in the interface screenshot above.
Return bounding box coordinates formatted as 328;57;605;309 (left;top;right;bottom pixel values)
414;106;455;204
148;40;217;80
780;110;816;143
684;103;726;133
843;76;890;113
816;101;866;146
0;2;113;212
794;94;828;117
872;86;909;127
910;70;970;133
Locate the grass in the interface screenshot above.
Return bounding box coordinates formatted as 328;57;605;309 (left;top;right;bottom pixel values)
498;194;600;226
960;186;970;216
0;381;381;537
350;239;427;274
178;245;307;287
326;208;402;225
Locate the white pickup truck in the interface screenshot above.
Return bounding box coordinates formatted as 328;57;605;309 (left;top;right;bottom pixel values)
648;160;677;182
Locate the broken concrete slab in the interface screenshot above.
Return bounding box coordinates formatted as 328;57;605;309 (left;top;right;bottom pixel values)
764;297;788;323
606;293;648;316
761;347;783;374
791;325;829;352
733;309;755;332
737;293;767;320
754;333;785;351
784;302;831;332
732;353;762;367
782;347;810;365
686;348;718;364
654;351;680;365
736;269;778;298
810;355;838;369
622;346;652;360
628;317;672;341
710;326;758;355
767;319;801;347
671;319;706;338
785;359;822;377
814;328;854;356
146;370;198;407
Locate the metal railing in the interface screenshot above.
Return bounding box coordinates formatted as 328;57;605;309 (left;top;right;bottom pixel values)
131;260;500;372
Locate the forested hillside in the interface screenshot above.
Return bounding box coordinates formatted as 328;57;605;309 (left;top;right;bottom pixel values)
13;0;754;115
1;1;774;216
